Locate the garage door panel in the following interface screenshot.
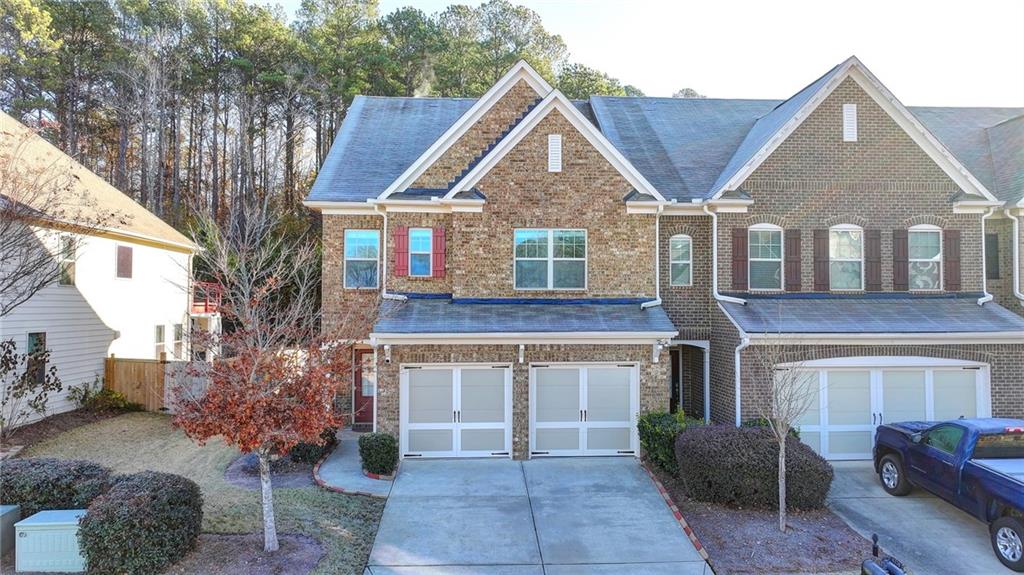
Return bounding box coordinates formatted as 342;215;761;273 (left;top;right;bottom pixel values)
460;429;505;452
408;369;454;424
828;431;873;457
793;371;820;426
587;427;631;451
409;429;454;453
586;368;631;422
882;371;926;422
934;370;978;420
827;371;872;425
460;368;506;424
536;369;580;423
536;428;580;451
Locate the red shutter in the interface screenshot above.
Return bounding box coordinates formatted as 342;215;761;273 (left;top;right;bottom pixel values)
865;229;882;291
892;229;908;291
432;227;446;278
393;226;409;277
731;228;748;291
813;229;829;291
944;229;961;291
784;229;801;291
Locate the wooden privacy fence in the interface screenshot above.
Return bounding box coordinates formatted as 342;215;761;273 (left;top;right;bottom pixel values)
104;354;209;413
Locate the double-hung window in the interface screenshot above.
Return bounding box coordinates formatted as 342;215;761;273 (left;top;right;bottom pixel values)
749;225;783;290
514;229;586;290
829;224;863;290
27;332;46;384
409;228;433;277
155;325;165;358
59;236;76;286
173;324;184;359
344;230;380;289
908;225;942;290
669;234;692;287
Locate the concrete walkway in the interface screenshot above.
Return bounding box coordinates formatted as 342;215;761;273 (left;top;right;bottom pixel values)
828;461;1009;574
365;457;709;575
315;430;392;498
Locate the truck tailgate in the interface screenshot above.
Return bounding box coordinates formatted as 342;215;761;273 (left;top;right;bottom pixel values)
972;459;1024;482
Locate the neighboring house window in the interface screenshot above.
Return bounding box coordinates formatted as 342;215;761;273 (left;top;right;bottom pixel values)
669;234;692;287
749;224;783;290
985;233;1001;280
908;225;942;290
514;229;586;290
116;245;133;279
59;236;75;286
173;324;184;359
27;332;46;384
155;325;165;358
408;228;433;277
829;224;864;290
344;230;380;289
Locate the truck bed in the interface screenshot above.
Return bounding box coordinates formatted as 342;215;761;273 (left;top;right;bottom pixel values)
972;459;1024;482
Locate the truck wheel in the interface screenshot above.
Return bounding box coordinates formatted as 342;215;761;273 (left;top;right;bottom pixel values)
991;516;1024;572
878;454;911;496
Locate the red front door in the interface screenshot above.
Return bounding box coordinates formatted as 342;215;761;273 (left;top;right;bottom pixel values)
353;349;376;426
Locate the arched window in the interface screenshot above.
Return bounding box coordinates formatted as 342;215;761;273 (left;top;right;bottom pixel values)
748;224;783;290
829;224;863;290
669;234;692;286
909;224;942;290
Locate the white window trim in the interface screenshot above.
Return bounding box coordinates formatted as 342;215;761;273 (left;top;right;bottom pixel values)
408;228;433;278
513;228;587;291
154;324;165;358
58;234;75;286
908;224;943;292
748;223;784;291
668;234;693;287
829;224;864;291
343;229;381;290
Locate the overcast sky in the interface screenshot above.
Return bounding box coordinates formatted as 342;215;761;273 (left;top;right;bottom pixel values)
278;0;1024;106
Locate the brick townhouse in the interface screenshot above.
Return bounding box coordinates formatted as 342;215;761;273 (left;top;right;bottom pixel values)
305;57;1024;461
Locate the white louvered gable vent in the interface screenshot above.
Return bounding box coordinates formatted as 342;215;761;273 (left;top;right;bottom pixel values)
548;134;562;172
842;104;858;142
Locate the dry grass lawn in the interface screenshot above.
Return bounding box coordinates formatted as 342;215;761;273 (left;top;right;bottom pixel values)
22;412;383;575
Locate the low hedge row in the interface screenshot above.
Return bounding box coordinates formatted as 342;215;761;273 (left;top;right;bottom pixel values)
289;427;339;464
675;425;832;510
359;432;398;475
0;458;112;516
637;411;704;475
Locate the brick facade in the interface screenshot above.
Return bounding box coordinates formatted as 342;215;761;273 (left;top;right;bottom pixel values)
988;215;1024;316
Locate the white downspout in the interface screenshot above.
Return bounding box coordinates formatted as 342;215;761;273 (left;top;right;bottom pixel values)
734;336;750;426
641;202;668;309
703;205;746;305
978;207;996;305
374;205;407;302
702;345;711;423
1006;209;1024;306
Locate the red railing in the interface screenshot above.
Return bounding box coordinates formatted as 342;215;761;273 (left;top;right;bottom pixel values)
191;281;222;314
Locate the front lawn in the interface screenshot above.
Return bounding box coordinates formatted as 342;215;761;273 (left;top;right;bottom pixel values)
20;412;383;575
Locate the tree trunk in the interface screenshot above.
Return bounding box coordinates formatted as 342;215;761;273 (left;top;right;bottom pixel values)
778;436;787;532
258;450;279;552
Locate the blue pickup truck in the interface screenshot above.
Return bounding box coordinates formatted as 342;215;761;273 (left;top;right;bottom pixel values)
873;418;1024;571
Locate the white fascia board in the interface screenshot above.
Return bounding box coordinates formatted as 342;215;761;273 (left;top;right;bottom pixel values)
746;332;1024;345
626;202;713;216
303;200;379;215
954;200;1006;214
447;90;666;202
710;56;998;203
369;330;678;345
378;61;551;200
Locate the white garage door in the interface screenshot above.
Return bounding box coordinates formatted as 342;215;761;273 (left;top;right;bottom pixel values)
786;357;991;460
529;364;638;457
400;364;512;458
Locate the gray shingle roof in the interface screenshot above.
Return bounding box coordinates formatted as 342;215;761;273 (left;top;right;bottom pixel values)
373;299;678;335
719;294;1024;335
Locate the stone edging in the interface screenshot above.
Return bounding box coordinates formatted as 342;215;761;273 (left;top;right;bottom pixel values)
362;468;395;481
640;463;712;564
311;447;389;499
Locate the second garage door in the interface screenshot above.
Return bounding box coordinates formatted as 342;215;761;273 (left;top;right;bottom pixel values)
530;364;638;457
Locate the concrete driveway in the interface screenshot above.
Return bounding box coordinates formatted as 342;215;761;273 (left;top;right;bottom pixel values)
365;457;709;574
828;461;1011;574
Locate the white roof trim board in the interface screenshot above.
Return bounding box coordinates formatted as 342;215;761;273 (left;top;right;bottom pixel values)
711;56;999;203
378;60;552;199
446;90;666;201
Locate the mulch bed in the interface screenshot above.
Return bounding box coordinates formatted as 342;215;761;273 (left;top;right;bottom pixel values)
224;453;314;490
650;466;869;575
1;409;119;453
164;533;324;575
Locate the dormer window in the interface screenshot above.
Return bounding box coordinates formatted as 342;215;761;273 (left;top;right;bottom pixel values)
548;134;562;172
842;104;858;142
908;225;942;290
829;224;863;290
749;224;783;290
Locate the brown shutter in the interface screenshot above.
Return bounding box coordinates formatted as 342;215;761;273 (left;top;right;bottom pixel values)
813;229;829;291
392;226;408;277
731;228;748;291
431;227;446;278
865;229;882;291
944;229;961;291
784;229;801;291
116;245;133;279
892;229;908;291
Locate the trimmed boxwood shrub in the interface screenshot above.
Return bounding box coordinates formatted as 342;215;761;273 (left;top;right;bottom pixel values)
79;471;202;575
289;427;339;464
0;458;112;516
675;425;832;510
638;411;704;475
358;432;398;475
741;417;799;438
